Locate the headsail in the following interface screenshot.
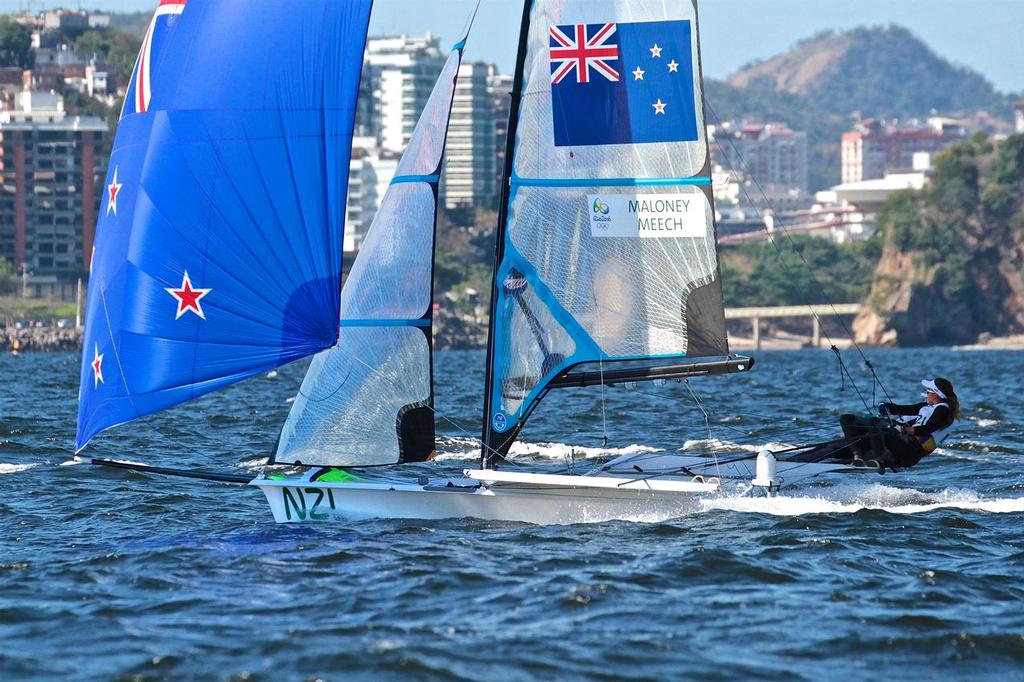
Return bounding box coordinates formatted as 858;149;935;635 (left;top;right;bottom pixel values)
75;1;373;450
482;0;732;460
274;34;472;467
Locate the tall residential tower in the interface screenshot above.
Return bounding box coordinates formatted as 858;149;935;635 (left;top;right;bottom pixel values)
0;90;106;297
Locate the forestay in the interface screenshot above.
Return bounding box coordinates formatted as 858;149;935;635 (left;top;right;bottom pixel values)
274;38;469;467
482;0;729;458
76;1;372;451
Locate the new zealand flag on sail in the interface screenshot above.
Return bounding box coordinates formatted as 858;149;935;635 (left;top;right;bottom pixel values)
549;20;698;147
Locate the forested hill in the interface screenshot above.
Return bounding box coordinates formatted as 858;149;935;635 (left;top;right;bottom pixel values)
726;26;1013;119
853;134;1024;346
706;26;1019;190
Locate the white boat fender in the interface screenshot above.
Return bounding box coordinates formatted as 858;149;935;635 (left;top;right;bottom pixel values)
751;450;782;493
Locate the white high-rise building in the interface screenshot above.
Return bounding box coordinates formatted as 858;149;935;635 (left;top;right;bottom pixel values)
489;72;514;193
1015;100;1024;135
360;35;446;154
711;121;808;203
344;138;399;253
442;61;497;210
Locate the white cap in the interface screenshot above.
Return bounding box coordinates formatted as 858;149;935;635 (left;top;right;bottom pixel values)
921;379;947;399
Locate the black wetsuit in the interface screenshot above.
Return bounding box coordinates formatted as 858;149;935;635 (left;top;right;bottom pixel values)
840;402;953;468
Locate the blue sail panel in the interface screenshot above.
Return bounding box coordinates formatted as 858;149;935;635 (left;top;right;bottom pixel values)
76;0;372;451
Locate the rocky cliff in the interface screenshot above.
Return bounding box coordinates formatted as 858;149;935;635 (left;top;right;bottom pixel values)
854;134;1024;346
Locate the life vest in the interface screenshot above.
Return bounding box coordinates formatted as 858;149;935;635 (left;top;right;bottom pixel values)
912;401;954;454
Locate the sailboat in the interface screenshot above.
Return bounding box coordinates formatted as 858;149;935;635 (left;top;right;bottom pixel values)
78;0;870;525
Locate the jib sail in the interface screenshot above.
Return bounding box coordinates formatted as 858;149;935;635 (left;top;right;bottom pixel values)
274;35;470;467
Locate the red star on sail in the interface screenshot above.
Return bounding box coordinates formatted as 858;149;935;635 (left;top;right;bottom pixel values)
91;343;104;387
165;270;212;320
107;167;123;216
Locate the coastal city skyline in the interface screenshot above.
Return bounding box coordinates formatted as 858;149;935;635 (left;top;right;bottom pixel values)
1;0;1023;93
1;3;1022;297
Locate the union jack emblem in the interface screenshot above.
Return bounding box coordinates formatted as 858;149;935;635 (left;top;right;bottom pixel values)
122;0;187;117
549;23;620;84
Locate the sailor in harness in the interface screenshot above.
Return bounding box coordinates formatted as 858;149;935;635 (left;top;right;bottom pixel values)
796;377;959;472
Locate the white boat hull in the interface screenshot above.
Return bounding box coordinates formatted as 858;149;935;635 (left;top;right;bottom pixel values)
254;454;868;525
255;471;718;525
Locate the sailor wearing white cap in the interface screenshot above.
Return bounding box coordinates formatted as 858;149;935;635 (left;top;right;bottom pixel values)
878;377;960;466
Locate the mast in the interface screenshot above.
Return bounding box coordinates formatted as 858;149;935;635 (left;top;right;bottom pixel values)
481;0;534;469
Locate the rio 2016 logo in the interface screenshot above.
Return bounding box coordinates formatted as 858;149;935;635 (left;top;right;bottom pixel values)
591;197;612;226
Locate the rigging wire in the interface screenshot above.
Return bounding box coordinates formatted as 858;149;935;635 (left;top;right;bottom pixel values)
619;380;836;447
598;356;609;447
705;101;895;407
682;378;722;480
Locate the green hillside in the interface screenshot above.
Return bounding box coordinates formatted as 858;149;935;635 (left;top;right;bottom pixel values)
728;26;1013;119
710;26;1019;190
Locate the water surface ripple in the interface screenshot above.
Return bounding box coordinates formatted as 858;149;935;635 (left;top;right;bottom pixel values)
1;349;1023;680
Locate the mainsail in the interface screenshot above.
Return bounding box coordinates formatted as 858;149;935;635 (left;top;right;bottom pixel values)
482;0;733;460
76;1;372;450
274;36;470;467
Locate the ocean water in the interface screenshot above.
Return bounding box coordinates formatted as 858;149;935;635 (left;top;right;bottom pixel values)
1;348;1023;681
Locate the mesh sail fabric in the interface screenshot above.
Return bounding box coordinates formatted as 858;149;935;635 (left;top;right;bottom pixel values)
275;47;465;467
278;326;432;466
485;0;728;443
76;1;371;451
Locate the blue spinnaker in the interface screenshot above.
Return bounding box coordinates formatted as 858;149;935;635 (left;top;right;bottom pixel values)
76;0;372;451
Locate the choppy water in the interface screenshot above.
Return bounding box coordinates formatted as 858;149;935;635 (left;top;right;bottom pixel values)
2;348;1023;681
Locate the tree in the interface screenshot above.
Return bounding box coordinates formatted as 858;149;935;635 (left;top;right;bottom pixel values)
0;19;33;70
0;256;17;296
76;28;142;86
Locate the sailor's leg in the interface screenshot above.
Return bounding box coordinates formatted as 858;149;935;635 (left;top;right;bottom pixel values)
867;425;887;460
839;413;864;440
797;437;857;462
882;433;926;468
839;414;877;457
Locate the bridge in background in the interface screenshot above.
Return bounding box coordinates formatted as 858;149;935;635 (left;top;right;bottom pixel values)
724;303;862;350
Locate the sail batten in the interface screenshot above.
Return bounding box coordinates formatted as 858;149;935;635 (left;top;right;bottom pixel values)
510;176;712;187
482;0;728;462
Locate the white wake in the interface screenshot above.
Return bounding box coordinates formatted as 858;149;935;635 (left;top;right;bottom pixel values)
704;483;1024;516
0;462;39;475
433;436;660;463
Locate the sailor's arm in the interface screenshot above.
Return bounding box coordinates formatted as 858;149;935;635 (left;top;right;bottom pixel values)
882;402;927;417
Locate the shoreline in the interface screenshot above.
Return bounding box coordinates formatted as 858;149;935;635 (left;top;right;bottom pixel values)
7;326;1024;353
